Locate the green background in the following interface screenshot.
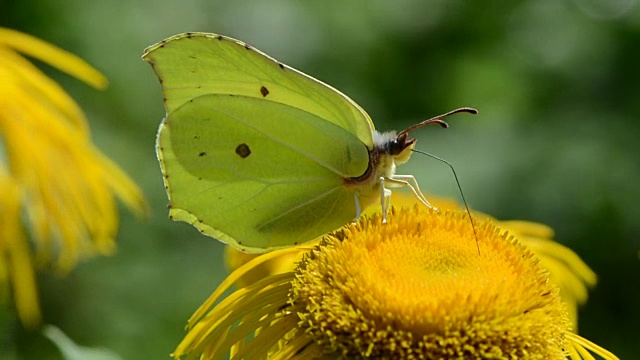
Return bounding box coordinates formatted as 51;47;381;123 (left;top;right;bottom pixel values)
3;0;639;358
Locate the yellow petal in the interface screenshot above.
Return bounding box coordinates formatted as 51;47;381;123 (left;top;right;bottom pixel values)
0;172;41;327
0;27;107;90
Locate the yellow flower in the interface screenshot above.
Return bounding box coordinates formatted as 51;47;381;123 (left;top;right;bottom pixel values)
225;195;597;329
0;28;146;327
175;206;617;359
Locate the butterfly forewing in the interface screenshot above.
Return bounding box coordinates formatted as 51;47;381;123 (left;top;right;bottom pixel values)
144;33;375;147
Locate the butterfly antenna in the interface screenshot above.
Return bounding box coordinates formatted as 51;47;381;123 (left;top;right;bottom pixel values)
412;149;480;255
399;107;478;136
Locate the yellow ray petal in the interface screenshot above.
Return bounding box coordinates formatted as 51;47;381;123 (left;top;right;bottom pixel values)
0;27;107;90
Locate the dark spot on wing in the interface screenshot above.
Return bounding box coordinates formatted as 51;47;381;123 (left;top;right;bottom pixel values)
199;151;206;157
260;86;269;97
235;143;251;158
244;44;252;50
278;63;284;70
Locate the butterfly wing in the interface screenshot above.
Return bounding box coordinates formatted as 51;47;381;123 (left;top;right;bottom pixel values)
144;34;375;251
143;32;375;146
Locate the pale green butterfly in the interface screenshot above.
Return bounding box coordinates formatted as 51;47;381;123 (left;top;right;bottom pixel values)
143;32;476;253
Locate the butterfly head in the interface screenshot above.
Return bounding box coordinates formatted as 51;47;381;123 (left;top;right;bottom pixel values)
379;131;417;165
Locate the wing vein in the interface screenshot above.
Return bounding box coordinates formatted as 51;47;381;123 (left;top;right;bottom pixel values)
256;184;344;231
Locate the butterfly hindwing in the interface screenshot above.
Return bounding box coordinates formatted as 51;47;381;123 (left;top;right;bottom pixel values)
157;94;369;251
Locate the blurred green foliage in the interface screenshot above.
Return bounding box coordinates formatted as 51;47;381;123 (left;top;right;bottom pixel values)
3;0;639;358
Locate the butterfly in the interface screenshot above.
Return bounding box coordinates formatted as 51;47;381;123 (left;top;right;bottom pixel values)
143;32;476;252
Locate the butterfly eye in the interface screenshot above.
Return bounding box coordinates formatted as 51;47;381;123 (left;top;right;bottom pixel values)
386;134;409;156
390;139;401;153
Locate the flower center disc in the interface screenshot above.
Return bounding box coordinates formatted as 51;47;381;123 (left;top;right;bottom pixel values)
293;206;569;359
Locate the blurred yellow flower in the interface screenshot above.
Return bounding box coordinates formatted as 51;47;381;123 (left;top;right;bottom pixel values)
0;28;146;327
175;206;617;359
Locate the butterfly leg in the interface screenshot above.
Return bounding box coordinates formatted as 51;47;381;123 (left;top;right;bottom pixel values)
386;175;438;211
354;192;362;222
379;177;392;223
